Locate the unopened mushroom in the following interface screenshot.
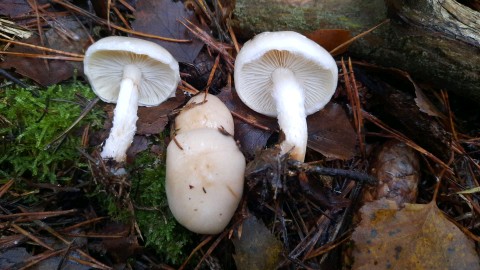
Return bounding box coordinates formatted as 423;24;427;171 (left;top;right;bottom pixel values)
166;128;245;234
174;93;234;135
234;31;338;162
84;36;180;162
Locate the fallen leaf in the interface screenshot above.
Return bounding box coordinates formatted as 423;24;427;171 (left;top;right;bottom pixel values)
0;0;46;17
0;35;74;86
305;29;351;56
126;135;149;162
352;198;480;270
233;215;283;270
45;17;89;73
132;0;205;63
0;247;30;269
363;140;420;206
307;103;357;160
0;17;87;86
136;91;186;135
217;87;277;158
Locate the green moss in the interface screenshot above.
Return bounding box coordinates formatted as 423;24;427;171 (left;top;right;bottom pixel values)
0;82;103;182
130;150;196;265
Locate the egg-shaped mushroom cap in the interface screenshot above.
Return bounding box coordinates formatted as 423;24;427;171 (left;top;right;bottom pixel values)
166;128;245;234
84;36;180;106
175;93;235;135
234;31;338;117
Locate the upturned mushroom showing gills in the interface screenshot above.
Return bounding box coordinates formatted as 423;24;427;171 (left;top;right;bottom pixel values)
234;31;338;162
174;93;235;135
84;36;180;162
166;128;245;234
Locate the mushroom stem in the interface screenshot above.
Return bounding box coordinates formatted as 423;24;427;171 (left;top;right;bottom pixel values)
271;68;308;162
101;65;141;162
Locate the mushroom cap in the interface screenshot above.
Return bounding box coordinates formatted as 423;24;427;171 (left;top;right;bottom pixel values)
175;93;234;135
234;31;338;117
84;36;180;106
166;128;245;234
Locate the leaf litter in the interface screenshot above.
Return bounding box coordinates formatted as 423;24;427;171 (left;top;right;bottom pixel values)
352;199;480;270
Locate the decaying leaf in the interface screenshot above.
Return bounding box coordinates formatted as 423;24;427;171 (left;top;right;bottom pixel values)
217;87;277;158
0;36;74;86
136;91;186;135
307;103;357;160
233;215;283;270
363;140;420;206
132;0;205;63
0;17;87;86
0;0;47;17
352;198;480;270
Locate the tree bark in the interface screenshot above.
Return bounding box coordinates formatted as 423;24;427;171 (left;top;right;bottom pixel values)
232;0;480;104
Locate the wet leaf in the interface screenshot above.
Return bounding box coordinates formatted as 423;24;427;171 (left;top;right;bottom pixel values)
305;29;351;56
0;0;46;17
0;36;73;86
217;88;277;158
0;247;30;269
307;103;357;160
0;17;87;86
132;0;205;63
233;215;283;270
136;91;186;135
126;135;149;162
352;199;480;270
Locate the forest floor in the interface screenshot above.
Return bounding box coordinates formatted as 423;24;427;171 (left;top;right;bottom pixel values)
1;1;480;269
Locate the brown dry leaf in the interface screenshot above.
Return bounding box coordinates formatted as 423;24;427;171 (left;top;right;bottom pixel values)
352;198;480;270
307;103;357;160
305;29;351;56
0;17;87;86
132;0;205;63
136;91;186;135
0;36;73;86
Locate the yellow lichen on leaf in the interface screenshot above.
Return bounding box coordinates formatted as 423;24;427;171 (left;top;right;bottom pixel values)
352;198;480;270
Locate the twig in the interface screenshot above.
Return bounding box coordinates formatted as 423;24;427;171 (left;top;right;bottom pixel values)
348;58;365;157
45;97;99;150
11;223;54;250
0;209;77;220
0;38;84;57
204;54;220;93
330;19;390;55
0;68;32;89
289;160;378;186
362;110;452;172
230;111;272;131
179;236;213;270
179;19;234;70
0;51;83;61
0;179;14;198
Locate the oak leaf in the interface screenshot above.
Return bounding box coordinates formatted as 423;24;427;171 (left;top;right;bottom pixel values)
352;198;480;270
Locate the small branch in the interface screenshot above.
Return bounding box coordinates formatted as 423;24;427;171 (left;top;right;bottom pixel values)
288;160;378;186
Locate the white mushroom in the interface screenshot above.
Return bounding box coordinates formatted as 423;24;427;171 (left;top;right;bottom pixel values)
174;93;234;135
166;128;245;234
234;31;338;162
84;36;180;162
